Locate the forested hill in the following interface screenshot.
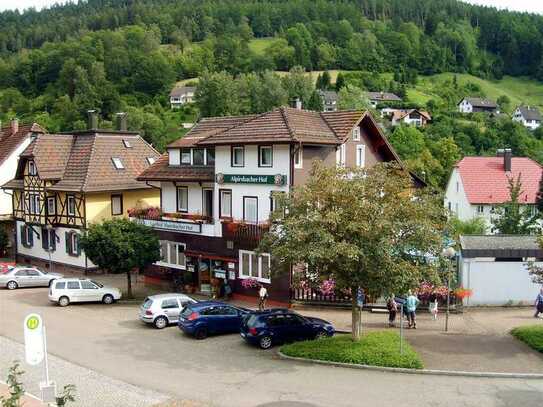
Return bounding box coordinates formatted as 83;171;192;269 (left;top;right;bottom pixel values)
1;0;542;79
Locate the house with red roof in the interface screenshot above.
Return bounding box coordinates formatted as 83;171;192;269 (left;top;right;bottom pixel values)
444;149;543;230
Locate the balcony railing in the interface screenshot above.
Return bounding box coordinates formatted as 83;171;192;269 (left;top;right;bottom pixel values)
221;220;270;246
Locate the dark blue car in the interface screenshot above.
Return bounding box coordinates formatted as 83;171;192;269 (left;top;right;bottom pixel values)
178;301;250;339
240;309;334;349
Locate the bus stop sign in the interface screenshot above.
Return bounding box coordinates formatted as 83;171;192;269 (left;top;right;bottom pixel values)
24;313;45;366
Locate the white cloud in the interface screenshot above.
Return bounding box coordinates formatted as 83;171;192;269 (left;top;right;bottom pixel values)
0;0;70;12
462;0;543;14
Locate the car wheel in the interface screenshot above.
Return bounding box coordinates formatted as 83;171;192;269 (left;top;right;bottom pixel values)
154;316;168;329
58;296;70;307
194;327;208;340
259;335;273;349
315;330;328;340
6;281;18;290
102;294;114;305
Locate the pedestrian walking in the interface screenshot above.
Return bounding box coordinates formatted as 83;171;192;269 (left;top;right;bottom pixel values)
534;288;543;318
259;284;268;311
405;290;420;329
386;294;398;327
429;298;439;321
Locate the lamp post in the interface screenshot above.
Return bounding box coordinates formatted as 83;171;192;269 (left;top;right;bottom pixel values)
442;247;456;333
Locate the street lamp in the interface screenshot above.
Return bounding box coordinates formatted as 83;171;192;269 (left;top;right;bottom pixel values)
442;247;456;333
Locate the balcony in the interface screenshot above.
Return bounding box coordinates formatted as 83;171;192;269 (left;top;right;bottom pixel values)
221;220;270;246
128;206;209;234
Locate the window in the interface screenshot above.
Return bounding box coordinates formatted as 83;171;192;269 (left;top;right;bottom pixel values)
193;149;205;165
181;149;192;165
294;147;303;169
15;270;27;277
146;157;156;165
206;149;215;166
232;146;244;167
47;197;56;216
112;157;124;170
161;298;179;309
243;197;258;224
239;250;271;283
476;205;484;215
352;127;361;141
356;145;365;168
67;195;76;217
176;187;188;213
259;146;273;167
21;225;33;248
55;281;65;289
336;144;346;167
220;190;232;218
122;139;132;148
28;161;37;176
65;231;80;257
81;280;98;289
111;194;123;216
41;228;56;252
202;189;213;219
157;241;186;269
67;281;80;289
28;194;40;215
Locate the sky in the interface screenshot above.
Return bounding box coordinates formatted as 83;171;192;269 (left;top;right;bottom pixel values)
0;0;542;13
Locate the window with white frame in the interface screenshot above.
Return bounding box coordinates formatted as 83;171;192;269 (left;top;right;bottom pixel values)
67;195;76;217
294;147;303;169
65;231;80;256
181;149;191;165
192;149;205;165
28;161;37;176
232;146;244;167
243;196;258;224
122;139;132;148
476;205;484;215
352;127;361;141
259;146;273;167
111;194;123;216
336;143;346;167
220;190;232;218
146;157;156;165
28;194;40;215
356;145;365;168
112;157;124;170
47;197;56;216
177;187;188;212
239;250;271;282
157;241;186;269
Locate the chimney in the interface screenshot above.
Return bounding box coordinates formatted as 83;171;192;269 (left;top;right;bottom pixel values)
87;110;98;130
295;98;302;110
504;148;512;172
10;118;19;134
115;112;127;131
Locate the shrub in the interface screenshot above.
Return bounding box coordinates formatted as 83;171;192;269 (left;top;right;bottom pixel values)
511;325;543;353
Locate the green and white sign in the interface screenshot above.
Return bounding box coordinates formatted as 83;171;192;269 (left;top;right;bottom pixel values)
24;313;44;366
216;173;286;186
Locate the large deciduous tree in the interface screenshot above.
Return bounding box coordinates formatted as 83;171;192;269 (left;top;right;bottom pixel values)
260;162;445;341
80;218;160;299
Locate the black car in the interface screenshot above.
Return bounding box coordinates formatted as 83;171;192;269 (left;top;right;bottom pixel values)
240;309;335;349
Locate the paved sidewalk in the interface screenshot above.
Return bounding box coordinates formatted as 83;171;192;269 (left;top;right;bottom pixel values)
0;382;46;406
0;336;169;407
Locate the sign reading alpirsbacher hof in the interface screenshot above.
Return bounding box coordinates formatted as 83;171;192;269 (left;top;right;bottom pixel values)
216;173;286;186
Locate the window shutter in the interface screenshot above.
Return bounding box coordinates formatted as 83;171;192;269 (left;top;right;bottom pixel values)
50;231;56;251
20;225;26;247
28;227;33;247
41;228;48;250
75;235;81;256
65;232;71;254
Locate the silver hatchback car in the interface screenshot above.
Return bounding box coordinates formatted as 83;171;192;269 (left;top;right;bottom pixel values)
0;266;63;290
139;293;198;329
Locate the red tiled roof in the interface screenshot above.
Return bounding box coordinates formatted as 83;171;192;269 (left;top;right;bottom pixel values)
457;157;543;204
137;154;215;182
0;123;45;166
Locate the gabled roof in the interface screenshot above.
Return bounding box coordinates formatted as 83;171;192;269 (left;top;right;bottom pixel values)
366;92;402;102
455;156;542;204
9;131;159;193
391;109;431;122
0;122;45;166
170;86;196;98
460;235;543;258
460;97;497;108
137;154;215;182
516;106;542;121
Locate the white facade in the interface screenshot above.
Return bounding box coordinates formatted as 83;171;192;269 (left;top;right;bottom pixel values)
0;137;32;216
170;91;195;108
15;220;92;269
458;99;473;113
460;257;543;306
512;108;541;130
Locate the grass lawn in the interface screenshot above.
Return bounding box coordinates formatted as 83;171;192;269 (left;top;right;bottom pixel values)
248;37;278;55
511;325;543;353
281;331;423;369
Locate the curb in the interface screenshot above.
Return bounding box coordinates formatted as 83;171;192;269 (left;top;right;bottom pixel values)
277;351;543;379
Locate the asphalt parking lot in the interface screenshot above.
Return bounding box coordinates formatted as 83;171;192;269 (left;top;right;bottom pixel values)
2;287;543;407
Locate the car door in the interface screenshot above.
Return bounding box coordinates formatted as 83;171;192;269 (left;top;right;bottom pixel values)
13;270;28;286
24;269;41;287
34;269;50;286
221;306;242;333
161;298;181;323
267;314;291;343
285;314;311;341
202;306;221;333
80;280;101;301
66;280;82;301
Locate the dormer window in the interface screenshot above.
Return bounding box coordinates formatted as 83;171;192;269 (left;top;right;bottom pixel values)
192;149;205;165
146;157;156;165
28;161;37;176
181;149;191;165
112;157;124;169
122;139;132;148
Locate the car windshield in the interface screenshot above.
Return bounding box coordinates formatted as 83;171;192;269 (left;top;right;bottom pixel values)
91;280;103;288
142;298;153;309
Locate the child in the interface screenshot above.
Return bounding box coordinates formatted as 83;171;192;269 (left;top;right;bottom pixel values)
429;299;438;321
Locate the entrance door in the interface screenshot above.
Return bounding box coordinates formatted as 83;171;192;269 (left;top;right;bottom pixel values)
199;259;211;293
202;189;213;219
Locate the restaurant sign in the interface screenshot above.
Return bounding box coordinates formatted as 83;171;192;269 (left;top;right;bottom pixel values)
216;173;286;186
134;218;202;234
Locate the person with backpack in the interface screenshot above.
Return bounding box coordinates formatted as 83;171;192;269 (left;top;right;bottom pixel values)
386;294;398;327
534;288;543;318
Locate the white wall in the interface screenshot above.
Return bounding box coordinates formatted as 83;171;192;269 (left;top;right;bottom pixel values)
0;137;32;215
16;220;92;268
460;258;543;306
458;100;473;113
444;168;472;221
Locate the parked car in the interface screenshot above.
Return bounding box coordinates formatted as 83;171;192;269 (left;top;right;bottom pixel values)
0;266;63;289
139;293;198;329
178;301;251;339
240;309;334;349
48;278;121;306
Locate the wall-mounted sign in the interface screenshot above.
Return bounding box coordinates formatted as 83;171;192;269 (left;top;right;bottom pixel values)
135;218;202;234
228;262;235;269
228;270;236;280
216;173;286;186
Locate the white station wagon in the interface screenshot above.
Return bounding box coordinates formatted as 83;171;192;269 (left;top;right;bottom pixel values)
49;278;122;307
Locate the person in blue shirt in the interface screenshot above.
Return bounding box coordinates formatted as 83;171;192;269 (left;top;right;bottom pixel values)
405;290;420;329
534;288;543;318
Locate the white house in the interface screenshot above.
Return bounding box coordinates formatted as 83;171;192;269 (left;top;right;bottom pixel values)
458;97;498;114
444;149;542;231
459;235;543;306
170;86;196;108
512;105;542;130
390;109;431;127
318;90;339;112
